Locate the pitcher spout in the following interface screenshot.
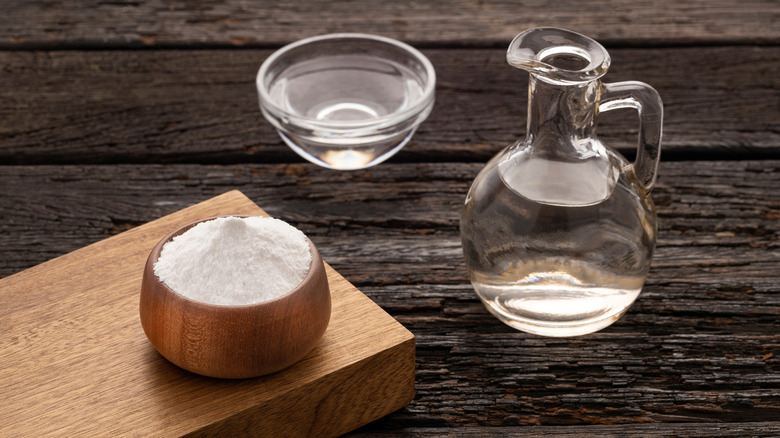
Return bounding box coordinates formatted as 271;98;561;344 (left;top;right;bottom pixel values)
507;27;611;86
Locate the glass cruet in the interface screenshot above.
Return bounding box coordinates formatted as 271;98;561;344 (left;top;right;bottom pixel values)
460;27;663;337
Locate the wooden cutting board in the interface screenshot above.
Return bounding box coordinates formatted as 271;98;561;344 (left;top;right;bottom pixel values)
0;190;415;437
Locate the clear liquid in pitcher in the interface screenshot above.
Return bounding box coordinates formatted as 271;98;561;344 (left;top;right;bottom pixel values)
461;27;662;336
460;146;656;337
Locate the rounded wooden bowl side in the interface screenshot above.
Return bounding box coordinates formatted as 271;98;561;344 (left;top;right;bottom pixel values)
139;217;331;379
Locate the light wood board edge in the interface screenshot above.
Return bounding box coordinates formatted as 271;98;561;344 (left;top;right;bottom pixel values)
188;336;416;437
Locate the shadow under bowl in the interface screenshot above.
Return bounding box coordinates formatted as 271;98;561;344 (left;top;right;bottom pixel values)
139;216;331;379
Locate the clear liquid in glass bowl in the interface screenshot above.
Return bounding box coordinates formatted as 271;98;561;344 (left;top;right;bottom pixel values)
258;34;436;170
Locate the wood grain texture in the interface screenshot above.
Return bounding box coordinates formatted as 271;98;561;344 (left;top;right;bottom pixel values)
0;190;415;437
1;0;778;48
1;161;777;280
2;3;779;433
349;423;780;437
1;46;778;165
0;162;776;430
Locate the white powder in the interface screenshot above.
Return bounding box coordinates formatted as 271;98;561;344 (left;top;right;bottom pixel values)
154;216;312;306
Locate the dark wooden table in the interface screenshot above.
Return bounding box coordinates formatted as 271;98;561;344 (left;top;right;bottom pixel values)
2;1;779;436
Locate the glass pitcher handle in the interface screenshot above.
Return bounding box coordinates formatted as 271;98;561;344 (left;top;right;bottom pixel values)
599;82;663;192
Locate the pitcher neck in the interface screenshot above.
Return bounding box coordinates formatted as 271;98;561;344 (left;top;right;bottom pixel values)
525;75;600;157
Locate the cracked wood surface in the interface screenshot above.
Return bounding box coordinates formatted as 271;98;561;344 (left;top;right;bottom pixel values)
1;0;778;48
1;47;778;165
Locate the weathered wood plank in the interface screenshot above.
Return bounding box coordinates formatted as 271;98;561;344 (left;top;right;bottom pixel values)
1;161;777;317
1;161;777;278
1;47;778;165
348;423;780;437
2;0;779;48
0;162;777;427
355;282;779;422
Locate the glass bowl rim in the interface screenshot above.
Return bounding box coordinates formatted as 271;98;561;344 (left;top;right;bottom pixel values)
256;32;436;132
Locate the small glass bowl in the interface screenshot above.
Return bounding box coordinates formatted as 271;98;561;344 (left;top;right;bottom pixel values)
257;33;436;170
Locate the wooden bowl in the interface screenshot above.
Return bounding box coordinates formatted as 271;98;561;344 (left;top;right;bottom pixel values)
139;216;331;379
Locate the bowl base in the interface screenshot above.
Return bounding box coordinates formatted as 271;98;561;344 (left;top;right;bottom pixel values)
279;129;415;170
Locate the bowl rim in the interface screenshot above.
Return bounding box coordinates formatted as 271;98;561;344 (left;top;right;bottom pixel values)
256;32;436;133
148;215;322;309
